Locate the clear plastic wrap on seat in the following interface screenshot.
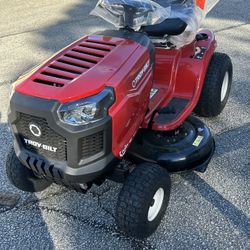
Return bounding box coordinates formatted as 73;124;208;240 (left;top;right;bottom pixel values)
163;0;220;48
91;0;171;31
91;0;220;48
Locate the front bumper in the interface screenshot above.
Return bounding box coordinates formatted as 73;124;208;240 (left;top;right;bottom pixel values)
9;92;117;184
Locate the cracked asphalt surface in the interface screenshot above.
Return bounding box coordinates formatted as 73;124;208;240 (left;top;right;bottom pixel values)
0;0;249;249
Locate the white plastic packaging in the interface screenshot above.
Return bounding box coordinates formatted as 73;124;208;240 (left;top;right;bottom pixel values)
166;0;220;48
91;0;220;48
91;0;171;31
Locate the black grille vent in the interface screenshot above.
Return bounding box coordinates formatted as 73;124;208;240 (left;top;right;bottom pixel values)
16;113;67;161
80;131;104;159
33;38;116;88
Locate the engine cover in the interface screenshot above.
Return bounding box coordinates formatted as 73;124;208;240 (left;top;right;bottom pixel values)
15;31;153;103
13;30;155;159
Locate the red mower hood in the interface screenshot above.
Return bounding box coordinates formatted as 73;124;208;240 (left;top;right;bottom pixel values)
14;34;141;103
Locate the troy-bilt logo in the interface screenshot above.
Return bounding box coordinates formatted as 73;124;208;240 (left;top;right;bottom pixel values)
24;138;58;153
132;60;150;88
29;123;42;137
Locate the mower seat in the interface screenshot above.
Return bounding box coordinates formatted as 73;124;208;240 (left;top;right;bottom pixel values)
141;18;187;37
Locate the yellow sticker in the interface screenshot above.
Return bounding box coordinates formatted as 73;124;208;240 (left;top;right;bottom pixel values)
193;135;204;147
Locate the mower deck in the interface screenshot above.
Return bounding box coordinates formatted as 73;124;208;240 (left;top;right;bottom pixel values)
127;116;215;173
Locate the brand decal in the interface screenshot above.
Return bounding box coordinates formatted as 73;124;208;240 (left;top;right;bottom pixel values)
132;60;150;88
24;138;58;153
119;140;131;158
29;123;42;137
150;88;159;99
119;133;137;158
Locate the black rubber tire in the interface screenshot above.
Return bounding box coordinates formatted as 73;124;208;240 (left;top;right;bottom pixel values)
116;163;171;239
194;52;233;117
6;148;52;192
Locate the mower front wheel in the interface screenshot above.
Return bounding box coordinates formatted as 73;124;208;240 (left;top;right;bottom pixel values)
6;148;52;192
195;52;233;117
116;163;171;238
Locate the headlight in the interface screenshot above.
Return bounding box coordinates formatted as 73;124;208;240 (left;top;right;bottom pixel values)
58;88;114;126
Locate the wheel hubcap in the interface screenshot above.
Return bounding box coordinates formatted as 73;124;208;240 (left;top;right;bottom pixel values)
147;188;164;222
221;72;229;102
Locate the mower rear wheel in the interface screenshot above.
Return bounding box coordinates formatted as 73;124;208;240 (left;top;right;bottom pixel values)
6;148;52;192
194;52;233;117
116;163;171;238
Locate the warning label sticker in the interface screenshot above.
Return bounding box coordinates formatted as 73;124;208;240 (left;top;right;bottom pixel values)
193;135;204;147
196;0;206;10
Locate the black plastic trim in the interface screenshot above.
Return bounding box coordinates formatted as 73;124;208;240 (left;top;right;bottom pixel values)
127;116;215;173
156;97;190;124
9;92;118;183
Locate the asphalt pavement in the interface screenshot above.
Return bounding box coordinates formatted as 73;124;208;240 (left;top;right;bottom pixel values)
0;0;249;249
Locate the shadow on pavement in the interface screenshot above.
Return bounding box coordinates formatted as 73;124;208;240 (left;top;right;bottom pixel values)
208;0;250;23
35;1;108;54
214;122;250;157
181;172;250;237
0;112;55;249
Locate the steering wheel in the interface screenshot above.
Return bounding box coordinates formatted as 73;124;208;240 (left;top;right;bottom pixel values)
109;1;155;28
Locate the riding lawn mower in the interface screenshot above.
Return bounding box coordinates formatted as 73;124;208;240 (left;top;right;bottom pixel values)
6;0;232;238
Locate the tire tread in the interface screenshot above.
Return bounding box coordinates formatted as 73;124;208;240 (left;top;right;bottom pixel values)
6;148;51;192
194;52;233;117
116;163;171;238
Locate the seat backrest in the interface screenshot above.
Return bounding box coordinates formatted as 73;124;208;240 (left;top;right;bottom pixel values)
141;18;187;36
141;0;196;37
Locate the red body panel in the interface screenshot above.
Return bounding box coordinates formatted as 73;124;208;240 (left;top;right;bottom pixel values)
15;35;142;103
15;34;153;159
144;29;216;131
14;29;216;159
